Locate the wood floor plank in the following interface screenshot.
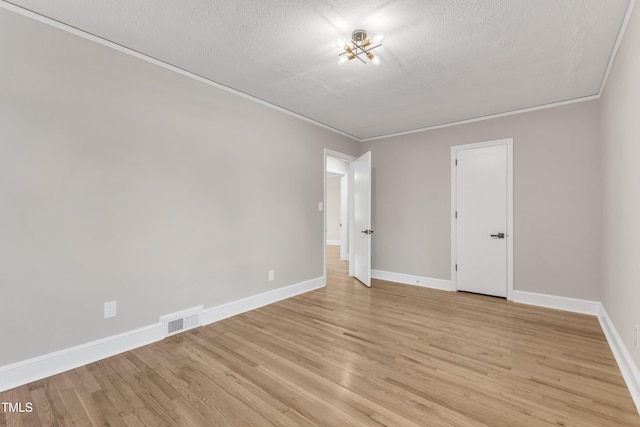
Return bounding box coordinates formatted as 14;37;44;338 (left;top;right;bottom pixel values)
1;245;639;426
29;388;55;427
41;381;76;426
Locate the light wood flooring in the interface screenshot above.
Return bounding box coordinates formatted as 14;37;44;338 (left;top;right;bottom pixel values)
1;245;639;426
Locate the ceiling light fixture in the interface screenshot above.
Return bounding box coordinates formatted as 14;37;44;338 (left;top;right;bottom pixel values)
336;29;384;65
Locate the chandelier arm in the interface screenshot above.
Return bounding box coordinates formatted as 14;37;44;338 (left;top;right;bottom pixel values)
352;44;369;63
345;42;364;63
362;43;382;53
352;43;365;55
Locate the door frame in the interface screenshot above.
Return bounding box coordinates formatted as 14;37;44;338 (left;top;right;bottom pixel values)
451;138;514;300
324;149;356;281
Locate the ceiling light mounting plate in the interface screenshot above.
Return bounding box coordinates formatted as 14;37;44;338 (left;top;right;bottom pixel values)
352;29;368;44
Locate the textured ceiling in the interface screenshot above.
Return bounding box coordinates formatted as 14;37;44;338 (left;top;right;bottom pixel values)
4;0;632;140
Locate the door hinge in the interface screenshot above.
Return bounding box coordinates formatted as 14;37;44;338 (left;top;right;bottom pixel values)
455;264;458;271
455;211;457;218
455;159;458;166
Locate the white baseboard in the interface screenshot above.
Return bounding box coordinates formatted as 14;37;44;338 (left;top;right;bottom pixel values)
0;277;325;393
511;290;639;414
598;305;640;414
511;290;601;315
0;323;163;393
326;240;341;246
201;276;325;325
371;269;453;291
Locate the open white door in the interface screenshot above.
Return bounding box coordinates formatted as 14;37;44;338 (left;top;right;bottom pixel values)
352;151;372;287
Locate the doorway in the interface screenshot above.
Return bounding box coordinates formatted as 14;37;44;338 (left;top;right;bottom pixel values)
324;149;373;287
451;138;513;299
326;156;350;258
324;150;355;281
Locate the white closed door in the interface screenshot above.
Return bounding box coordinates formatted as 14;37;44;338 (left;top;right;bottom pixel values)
455;143;508;297
352;151;372;287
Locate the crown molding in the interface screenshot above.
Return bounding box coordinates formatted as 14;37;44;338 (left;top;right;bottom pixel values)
0;1;360;142
360;95;600;142
2;0;633;144
598;0;637;97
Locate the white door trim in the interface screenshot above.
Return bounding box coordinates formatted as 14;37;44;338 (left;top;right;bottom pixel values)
324;149;356;280
451;138;514;300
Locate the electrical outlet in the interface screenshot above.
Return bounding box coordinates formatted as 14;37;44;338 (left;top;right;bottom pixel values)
635;325;639;348
104;301;117;319
268;270;275;282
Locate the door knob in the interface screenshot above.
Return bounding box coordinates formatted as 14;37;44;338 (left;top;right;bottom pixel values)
490;233;505;238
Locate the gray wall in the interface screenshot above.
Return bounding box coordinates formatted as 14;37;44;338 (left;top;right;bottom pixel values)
361;100;602;301
601;4;640;369
326;176;341;243
0;9;358;366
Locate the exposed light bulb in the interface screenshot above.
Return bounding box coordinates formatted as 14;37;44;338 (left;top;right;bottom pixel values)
337;56;349;65
372;33;385;44
372;56;381;65
335;38;347;49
